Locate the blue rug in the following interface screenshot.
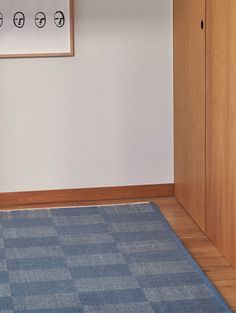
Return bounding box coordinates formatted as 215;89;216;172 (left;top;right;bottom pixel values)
0;202;232;313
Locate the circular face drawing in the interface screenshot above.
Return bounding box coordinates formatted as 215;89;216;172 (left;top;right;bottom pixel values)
54;11;65;28
0;13;3;27
35;12;46;28
13;12;25;28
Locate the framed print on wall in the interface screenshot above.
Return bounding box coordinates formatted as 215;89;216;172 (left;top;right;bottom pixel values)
0;0;74;58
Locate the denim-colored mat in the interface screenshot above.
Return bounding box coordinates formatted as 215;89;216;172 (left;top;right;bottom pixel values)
0;202;232;313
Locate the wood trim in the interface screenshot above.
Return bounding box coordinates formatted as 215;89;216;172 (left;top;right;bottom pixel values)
0;0;74;59
69;0;75;56
0;184;174;209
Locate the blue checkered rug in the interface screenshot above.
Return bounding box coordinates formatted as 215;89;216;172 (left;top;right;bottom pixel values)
0;202;232;313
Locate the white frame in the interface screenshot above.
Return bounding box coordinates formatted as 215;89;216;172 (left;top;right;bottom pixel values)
0;0;74;58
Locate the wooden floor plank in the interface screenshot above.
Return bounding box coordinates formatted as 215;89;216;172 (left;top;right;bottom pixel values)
155;198;236;312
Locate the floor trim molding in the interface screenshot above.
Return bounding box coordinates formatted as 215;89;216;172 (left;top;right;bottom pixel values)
0;184;174;208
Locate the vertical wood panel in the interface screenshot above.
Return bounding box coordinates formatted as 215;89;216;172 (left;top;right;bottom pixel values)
206;0;236;266
174;0;206;231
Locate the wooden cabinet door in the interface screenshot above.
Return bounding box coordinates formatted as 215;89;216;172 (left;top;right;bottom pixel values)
174;0;206;231
206;0;236;266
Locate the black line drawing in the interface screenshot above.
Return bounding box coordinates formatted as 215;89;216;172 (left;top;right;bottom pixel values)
35;12;46;28
54;11;65;27
13;12;25;28
0;13;3;27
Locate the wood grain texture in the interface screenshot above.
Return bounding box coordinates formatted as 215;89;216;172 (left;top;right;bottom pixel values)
0;184;174;209
206;0;236;267
174;0;206;231
155;198;236;312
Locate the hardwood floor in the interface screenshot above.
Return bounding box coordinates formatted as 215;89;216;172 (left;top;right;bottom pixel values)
157;197;236;312
2;196;236;311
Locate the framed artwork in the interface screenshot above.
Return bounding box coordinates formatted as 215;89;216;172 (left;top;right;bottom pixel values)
0;0;74;58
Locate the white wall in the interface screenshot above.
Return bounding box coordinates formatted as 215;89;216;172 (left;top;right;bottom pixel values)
0;0;173;192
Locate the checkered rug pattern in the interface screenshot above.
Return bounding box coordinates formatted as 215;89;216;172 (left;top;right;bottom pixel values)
0;203;232;313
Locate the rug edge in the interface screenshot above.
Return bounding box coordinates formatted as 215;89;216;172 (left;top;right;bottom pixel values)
150;201;232;313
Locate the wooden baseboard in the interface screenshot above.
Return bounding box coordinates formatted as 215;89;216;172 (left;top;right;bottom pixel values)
0;184;174;208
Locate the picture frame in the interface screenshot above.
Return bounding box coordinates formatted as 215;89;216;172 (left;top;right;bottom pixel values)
0;0;74;59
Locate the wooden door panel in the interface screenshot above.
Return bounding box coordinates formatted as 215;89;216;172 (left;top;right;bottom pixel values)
174;0;206;231
206;0;236;266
